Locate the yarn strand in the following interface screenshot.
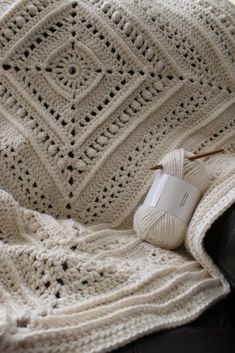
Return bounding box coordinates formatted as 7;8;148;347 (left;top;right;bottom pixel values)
134;149;212;249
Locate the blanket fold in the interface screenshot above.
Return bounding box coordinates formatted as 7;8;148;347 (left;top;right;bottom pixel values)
0;0;235;352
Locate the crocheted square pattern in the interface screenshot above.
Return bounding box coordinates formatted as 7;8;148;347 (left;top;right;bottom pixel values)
0;0;235;352
0;0;234;228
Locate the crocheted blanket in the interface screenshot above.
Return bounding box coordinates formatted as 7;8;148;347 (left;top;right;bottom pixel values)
0;0;235;352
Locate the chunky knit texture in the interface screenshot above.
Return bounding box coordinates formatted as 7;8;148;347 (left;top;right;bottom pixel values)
0;0;235;352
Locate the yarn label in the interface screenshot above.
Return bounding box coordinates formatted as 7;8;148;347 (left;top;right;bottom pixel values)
143;173;202;224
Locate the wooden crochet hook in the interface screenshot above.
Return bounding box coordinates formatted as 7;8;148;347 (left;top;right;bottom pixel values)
149;148;224;171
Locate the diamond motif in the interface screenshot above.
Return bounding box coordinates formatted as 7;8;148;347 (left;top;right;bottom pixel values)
44;40;104;100
0;0;180;223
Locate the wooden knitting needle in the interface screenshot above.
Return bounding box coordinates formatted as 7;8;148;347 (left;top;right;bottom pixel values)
149;148;224;171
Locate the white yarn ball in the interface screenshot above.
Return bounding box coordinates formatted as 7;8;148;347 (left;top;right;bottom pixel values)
133;148;212;250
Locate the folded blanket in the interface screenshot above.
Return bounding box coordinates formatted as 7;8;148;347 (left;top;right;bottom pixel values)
0;0;235;352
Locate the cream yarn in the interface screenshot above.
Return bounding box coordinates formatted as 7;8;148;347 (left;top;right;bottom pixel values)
134;149;212;249
0;1;235;353
1;0;235;230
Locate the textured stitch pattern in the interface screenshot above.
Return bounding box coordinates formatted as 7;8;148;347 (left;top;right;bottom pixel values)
0;0;234;228
0;0;235;352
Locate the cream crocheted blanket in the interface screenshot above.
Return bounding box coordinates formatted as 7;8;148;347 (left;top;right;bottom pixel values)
0;0;235;352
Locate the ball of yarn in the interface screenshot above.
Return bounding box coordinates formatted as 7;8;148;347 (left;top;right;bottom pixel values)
133;148;212;250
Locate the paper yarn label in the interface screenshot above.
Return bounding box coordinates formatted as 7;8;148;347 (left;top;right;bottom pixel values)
143;173;202;224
